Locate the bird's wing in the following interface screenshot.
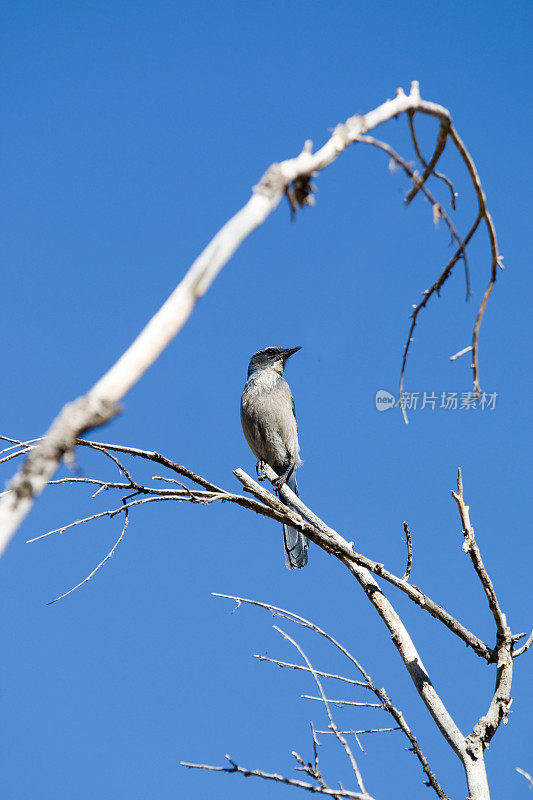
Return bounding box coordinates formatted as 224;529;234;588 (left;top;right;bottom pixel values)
291;395;299;435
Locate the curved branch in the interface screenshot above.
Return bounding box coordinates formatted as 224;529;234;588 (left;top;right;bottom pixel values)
398;212;482;423
0;80;482;557
447;126;502;395
355;133;470;291
408;113;457;209
405;119;450;205
5;435;492;662
512;630;533;658
47;503;130;604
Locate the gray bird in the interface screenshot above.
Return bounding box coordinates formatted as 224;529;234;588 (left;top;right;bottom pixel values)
240;346;308;569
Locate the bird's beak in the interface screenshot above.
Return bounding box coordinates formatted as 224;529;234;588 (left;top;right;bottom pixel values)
282;346;301;360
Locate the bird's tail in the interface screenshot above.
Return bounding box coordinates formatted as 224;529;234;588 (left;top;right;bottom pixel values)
282;471;309;569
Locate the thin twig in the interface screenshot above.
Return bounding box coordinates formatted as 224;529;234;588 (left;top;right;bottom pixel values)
402;522;413;582
356;134;468;271
47;504;130;604
513;630;533;659
405;119;450;205
0;447;32;465
311;722;320;777
0;80;499;559
516;768;533;790
356;133;472;353
254;655;370;687
8;437;493;663
398;212;482;423
408;113;457;209
447;125;502;396
292;747;333;796
26;496;171;543
301;696;384;709
216;593;450;799
449;345;473;362
180;756;373;799
315;728;400;735
274;625;368;796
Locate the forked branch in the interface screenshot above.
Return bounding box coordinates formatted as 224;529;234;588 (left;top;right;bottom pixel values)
0;80;500;555
3;432;525;799
202;596;449;799
4;435;492;661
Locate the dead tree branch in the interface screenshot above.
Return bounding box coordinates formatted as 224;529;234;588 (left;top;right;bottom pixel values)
274;625;368;795
402;522;413;581
253;656;371;688
215;595;450;799
4;436;493;661
181;755;374;799
408;113;457;209
0;80;500;555
405;119;450;205
234;464;492;660
451;470;513;761
512;630;533;659
516;768;533;790
46;504;130;605
356;133;471;299
2;436;523;798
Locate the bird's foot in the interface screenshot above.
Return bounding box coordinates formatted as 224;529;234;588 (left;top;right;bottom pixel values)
256;460;267;481
272;471;290;492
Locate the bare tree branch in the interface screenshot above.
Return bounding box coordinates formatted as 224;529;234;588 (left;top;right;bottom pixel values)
315;728;399;736
274;625;368;796
513;630;533;659
516;768;533;790
301;696;383;709
355;134;468;269
452;470;514;761
452;469;508;638
46;503;130;604
402;522;413;582
3;432;521;798
253;655;371;688
0;80;499;556
407;113;457;210
447;126;502;396
234;464;492;660
220;461;514;800
291;746;334;797
7;436;492;660
355;133;474;423
180;756;374;799
449;344;473;362
405;119;450;205
397;212;482;423
216;594;451;800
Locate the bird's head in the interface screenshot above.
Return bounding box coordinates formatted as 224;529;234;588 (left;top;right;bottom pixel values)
247;346;301;376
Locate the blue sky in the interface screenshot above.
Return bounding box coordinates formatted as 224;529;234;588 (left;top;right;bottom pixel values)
1;2;532;798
